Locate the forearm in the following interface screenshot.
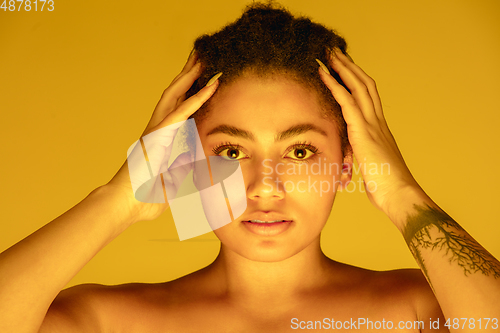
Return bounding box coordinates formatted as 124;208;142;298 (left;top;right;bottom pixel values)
0;185;136;333
390;187;500;330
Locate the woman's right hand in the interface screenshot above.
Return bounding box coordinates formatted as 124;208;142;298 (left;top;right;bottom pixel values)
106;50;221;224
0;50;221;333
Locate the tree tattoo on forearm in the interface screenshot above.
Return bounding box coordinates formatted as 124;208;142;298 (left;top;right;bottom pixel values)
403;203;500;283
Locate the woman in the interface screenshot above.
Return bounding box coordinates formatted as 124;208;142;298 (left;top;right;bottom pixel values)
1;2;499;332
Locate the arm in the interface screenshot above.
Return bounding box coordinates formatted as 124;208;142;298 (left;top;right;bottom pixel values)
393;187;500;328
317;48;500;332
0;185;135;333
0;49;221;333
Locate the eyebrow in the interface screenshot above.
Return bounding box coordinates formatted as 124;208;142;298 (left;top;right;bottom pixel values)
205;123;328;142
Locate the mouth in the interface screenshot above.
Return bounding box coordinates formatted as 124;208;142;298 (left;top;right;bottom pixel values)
245;220;292;223
242;220;293;236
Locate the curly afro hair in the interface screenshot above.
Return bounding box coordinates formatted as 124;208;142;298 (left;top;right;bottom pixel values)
185;1;352;158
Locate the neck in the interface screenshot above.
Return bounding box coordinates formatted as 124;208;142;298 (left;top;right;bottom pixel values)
205;237;337;307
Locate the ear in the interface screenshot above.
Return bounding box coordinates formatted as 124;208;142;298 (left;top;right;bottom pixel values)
337;147;353;192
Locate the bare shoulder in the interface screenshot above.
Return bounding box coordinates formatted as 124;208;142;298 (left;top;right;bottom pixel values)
331;261;433;292
373;268;443;313
40;282;172;333
39;265;217;332
341;264;446;330
377;268;447;331
324;262;444;313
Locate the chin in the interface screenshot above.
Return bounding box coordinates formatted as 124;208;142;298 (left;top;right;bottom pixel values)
218;236;313;263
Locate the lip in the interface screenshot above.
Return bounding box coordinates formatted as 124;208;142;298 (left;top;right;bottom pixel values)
244;212;293;222
242;220;293;236
240;212;294;236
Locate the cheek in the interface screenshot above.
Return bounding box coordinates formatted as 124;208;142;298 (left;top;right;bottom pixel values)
288;175;335;225
285;160;340;224
281;158;342;198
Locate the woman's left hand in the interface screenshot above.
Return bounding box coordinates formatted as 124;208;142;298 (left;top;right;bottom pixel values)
318;48;423;220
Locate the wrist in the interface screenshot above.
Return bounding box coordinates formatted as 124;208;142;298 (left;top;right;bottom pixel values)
385;184;432;233
90;184;140;228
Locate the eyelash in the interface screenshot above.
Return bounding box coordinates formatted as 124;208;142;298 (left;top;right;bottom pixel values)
211;141;322;163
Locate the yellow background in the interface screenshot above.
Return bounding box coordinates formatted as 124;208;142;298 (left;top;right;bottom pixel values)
1;0;499;288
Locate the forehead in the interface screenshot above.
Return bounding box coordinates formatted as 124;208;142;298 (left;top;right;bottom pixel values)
198;74;334;136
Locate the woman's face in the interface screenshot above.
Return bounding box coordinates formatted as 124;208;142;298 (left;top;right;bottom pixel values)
196;74;348;262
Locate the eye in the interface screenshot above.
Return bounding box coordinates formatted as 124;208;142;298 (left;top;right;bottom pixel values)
211;141;321;162
212;142;249;161
284;141;321;162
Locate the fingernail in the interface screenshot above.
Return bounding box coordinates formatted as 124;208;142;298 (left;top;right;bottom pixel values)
331;48;339;59
315;59;330;75
193;59;202;72
188;49;199;64
206;72;223;87
345;53;355;63
333;48;355;63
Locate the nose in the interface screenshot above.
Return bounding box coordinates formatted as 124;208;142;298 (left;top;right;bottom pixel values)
245;158;285;200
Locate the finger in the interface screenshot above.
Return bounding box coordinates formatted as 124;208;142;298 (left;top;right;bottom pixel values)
170;49;199;86
144;61;202;133
344;52;355;64
161;60;203;112
158;72;223;128
317;65;366;129
332;51;405;161
169;49;200;108
182;48;199;73
328;51;378;124
332;49;385;123
144;50;199;132
333;50;400;153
